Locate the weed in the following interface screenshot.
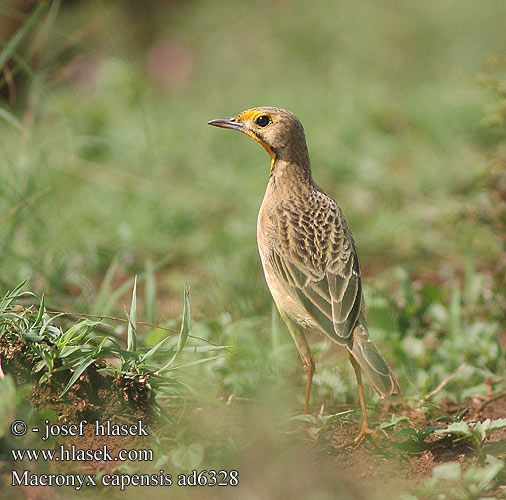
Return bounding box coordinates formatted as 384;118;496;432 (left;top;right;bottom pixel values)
421;403;472;424
394;425;442;454
368;266;504;403
436;418;506;465
407;460;505;500
0;281;228;397
290;409;355;436
381;405;472;454
379;414;411;431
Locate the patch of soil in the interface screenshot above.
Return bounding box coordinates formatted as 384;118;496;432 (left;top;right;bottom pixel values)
0;335;155;424
316;397;506;497
0;334;160;499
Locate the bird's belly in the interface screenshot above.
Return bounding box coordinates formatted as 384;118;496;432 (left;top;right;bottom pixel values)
257;201;317;330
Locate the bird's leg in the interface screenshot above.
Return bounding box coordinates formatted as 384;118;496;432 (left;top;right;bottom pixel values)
349;353;377;448
293;333;315;414
281;313;315;413
302;354;315;414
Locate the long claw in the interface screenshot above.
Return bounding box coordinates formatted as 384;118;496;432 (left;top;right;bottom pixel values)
351;426;378;450
334;425;378;450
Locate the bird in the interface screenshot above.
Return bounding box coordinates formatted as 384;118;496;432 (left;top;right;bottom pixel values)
208;107;400;447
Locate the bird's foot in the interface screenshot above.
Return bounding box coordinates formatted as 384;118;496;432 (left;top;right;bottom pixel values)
350;426;379;450
335;425;379;450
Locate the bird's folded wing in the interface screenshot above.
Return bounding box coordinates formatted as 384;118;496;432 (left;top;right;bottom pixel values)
270;243;362;346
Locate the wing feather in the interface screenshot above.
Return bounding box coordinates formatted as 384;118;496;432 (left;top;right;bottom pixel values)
271;195;363;346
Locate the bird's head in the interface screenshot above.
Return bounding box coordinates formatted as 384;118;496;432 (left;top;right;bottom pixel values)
208;107;309;169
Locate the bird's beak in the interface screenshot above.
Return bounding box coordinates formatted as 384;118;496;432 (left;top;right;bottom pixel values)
207;117;245;131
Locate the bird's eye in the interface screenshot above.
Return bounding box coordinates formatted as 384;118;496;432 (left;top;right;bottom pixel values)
255;115;270;127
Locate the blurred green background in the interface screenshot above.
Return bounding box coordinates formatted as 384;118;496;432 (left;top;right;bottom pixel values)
1;0;505;408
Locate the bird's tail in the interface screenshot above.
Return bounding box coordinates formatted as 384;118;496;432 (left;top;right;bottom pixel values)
348;324;401;397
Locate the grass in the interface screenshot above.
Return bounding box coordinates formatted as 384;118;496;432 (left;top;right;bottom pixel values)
0;1;505;498
0;280;227;397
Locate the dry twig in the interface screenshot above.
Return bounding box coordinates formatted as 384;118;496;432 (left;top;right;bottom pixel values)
415;363;467;407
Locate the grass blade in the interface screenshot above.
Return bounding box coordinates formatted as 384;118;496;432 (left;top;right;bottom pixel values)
0;108;23;133
60;337;107;397
57;321;89;348
156;284;190;374
138;335;171;364
93;255;120;316
104;256;171;315
126;276;137;352
0;1;47;71
449;286;461;340
162;355;220;372
60;354;95;397
0;279;28;310
31;293;45;329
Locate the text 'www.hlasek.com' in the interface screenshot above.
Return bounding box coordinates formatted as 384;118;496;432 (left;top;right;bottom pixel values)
9;419;239;491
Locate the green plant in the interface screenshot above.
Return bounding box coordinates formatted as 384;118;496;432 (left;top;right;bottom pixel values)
421;403;471;424
372;266;504;403
0;280;229;397
1;2;506;498
436;418;506;464
393;425;442;454
381;405;476;454
379;413;412;431
406;460;505;500
290;410;354;436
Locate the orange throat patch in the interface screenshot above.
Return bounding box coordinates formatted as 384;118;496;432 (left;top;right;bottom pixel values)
242;130;276;173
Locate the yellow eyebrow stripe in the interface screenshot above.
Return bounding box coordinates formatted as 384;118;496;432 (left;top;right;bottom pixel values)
237;109;262;122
